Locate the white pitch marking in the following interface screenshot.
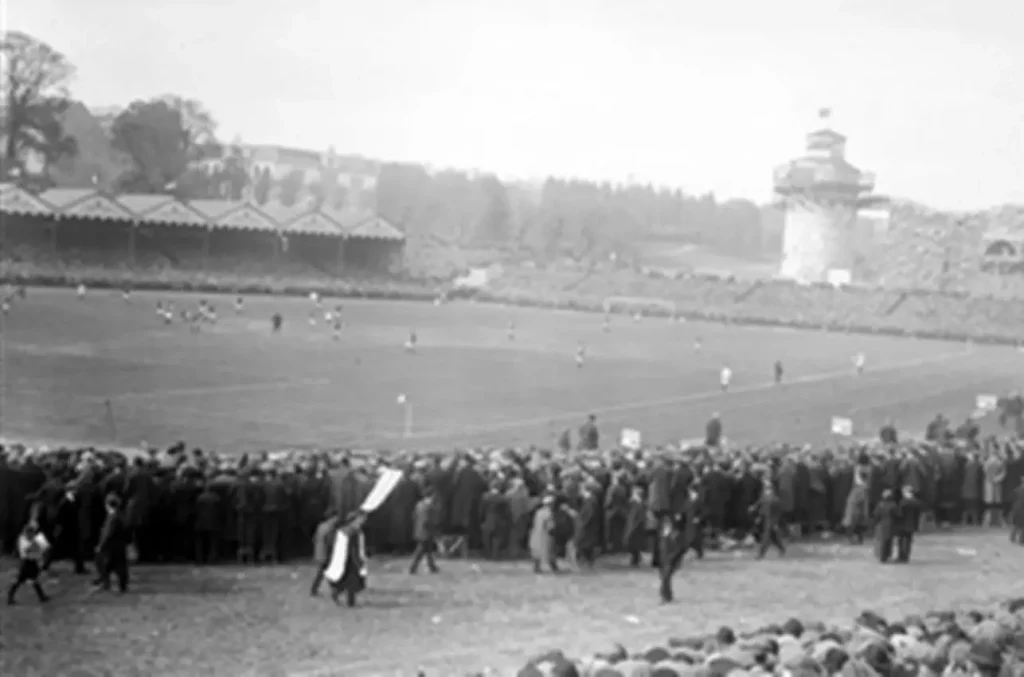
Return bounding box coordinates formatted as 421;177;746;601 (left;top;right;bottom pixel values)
378;349;979;441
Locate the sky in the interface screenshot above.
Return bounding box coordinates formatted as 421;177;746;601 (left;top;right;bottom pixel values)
6;0;1023;210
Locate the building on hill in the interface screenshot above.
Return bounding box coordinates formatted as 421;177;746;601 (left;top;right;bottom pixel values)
772;111;1024;297
772;110;882;285
195;144;380;213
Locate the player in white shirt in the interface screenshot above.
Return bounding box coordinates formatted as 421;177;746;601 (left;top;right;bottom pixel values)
8;522;50;604
77;283;87;299
405;329;417;354
576;342;586;368
694;336;703;352
308;310;317;327
854;352;866;375
1;298;9;315
309;291;320;306
720;366;732;392
156;301;172;324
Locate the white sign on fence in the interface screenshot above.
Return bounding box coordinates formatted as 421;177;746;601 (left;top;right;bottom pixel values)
831;416;853;437
620;428;642;450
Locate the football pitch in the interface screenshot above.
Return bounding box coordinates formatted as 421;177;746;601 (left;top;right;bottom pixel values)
2;287;1020;453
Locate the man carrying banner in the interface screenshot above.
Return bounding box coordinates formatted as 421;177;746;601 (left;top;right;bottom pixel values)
328;510;368;607
322;467;404;607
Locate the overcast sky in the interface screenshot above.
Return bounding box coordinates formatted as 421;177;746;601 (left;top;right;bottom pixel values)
7;0;1023;210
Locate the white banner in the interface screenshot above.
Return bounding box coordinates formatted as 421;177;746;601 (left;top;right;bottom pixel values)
975;394;998;413
620;428;642;451
831;416;853;436
324;528;368;584
359;468;404;513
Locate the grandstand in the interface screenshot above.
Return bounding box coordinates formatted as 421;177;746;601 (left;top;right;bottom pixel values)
0;183;407;292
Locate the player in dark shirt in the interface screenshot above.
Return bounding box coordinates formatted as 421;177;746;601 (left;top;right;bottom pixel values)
272;313;283;332
774;360;784;384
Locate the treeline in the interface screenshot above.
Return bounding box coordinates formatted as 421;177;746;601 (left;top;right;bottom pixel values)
376;164;781;262
2;30;780;263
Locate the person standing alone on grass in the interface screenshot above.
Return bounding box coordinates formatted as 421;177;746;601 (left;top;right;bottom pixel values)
409;489;441;574
752;483;785;559
530;495;559;574
705;413;723;448
8;521;51;605
873;489;899;563
774;360;784;385
578;414;599;451
93;494;129;594
895;486;920;563
720;365;732;392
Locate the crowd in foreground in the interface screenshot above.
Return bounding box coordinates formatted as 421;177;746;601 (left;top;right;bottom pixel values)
2;414;1023;586
508;601;1024;677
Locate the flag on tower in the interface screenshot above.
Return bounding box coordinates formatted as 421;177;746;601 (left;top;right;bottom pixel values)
818;107;832;120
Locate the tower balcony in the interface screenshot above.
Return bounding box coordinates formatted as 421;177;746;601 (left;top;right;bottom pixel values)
773;162;875;197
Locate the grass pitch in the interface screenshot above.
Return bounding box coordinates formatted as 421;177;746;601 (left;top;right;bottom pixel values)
2;287;1019;452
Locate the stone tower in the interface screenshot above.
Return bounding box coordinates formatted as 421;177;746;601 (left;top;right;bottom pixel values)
773;110;877;284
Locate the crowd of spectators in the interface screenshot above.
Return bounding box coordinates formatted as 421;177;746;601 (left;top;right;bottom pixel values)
513;602;1024;677
2;423;1023;675
2;423;1022;569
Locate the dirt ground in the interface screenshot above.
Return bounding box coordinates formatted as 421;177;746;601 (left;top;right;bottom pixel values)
1;529;1019;677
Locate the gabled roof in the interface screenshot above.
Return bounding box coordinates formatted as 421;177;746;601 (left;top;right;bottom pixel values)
39;187;96;209
214;202;278;231
321;205;373;232
189;199;239;221
139;199;210;226
118;194;173;215
59;192;136;221
0;184;54;216
282;210;344;236
260;201;309;226
0;183;402;241
348;215;404;241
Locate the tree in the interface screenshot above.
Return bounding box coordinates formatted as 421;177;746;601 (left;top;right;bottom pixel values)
276;168;306;207
0;31;78;180
111;96;219;194
475;175;512;244
218;138;249;200
252;167;272;205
